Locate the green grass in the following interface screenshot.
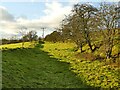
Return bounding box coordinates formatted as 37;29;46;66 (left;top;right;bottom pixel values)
2;43;89;88
2;42;119;88
42;42;119;88
0;42;36;49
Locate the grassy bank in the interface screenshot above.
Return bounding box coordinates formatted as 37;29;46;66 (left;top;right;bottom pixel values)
42;42;119;88
0;42;36;49
2;43;89;88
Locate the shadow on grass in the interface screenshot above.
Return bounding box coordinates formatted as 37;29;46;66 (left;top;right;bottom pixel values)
2;43;98;89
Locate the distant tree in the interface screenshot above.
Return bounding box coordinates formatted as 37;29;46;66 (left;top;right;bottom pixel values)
23;31;38;42
38;36;44;44
1;39;9;45
44;31;62;43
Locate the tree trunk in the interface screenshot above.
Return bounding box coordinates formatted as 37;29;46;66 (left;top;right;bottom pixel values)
87;40;93;52
106;36;113;59
106;50;112;59
106;44;113;59
83;27;94;52
80;43;83;53
85;33;93;52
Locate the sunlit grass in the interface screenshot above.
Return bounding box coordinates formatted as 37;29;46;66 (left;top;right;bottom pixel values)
0;42;36;49
42;42;119;88
1;41;119;88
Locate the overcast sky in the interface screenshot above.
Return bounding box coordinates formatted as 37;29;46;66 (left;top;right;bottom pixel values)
0;0;119;39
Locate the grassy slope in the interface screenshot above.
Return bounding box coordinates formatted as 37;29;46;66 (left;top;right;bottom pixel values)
42;42;119;88
2;43;89;88
0;42;35;49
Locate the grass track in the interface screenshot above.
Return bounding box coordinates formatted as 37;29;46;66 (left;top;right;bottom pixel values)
2;44;89;88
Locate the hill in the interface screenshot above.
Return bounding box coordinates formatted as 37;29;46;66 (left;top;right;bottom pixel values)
2;42;89;88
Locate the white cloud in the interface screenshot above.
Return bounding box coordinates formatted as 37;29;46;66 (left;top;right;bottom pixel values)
2;1;118;39
0;6;14;21
0;6;16;39
0;1;73;39
105;0;119;2
40;1;72;28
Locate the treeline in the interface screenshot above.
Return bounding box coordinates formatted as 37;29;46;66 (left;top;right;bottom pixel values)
1;31;41;45
45;3;120;62
0;39;22;45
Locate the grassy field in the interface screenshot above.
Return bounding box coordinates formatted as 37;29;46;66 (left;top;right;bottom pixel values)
1;42;119;88
2;42;90;88
0;42;36;49
42;42;119;88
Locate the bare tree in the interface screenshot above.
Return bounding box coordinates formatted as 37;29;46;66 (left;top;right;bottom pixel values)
23;30;38;42
98;3;119;60
61;3;98;52
61;14;85;52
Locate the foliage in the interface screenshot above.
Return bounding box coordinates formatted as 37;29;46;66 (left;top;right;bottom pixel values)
42;42;119;89
44;31;62;43
57;2;119;60
2;2;119;89
22;31;38;42
98;3;119;59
